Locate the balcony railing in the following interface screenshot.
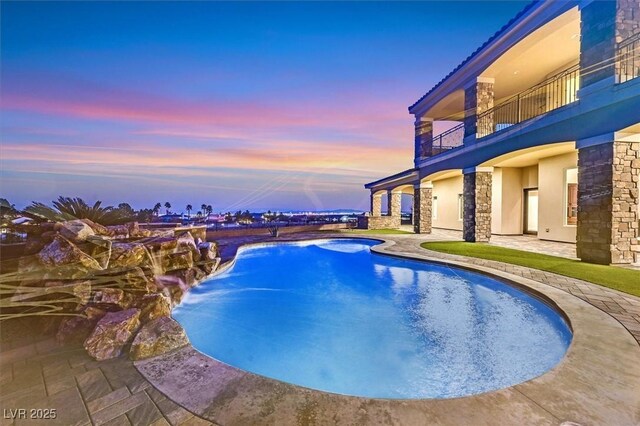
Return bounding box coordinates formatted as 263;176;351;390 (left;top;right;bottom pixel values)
617;33;640;84
431;122;464;156
476;63;580;138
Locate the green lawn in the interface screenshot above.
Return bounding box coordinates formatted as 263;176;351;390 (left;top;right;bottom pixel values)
421;241;640;297
338;229;414;235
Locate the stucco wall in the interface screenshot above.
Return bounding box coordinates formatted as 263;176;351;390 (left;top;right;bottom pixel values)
492;167;524;235
432;175;464;230
522;165;539;189
539;152;578;243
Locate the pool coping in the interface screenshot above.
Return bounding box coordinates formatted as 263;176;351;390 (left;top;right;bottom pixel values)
135;237;640;425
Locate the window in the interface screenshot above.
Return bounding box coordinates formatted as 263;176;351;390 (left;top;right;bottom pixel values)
565;168;578;226
458;194;463;221
432;196;438;220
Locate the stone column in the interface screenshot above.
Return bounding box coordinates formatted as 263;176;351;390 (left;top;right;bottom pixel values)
463;168;492;242
414;117;434;161
413;183;432;234
577;137;639;264
464;78;494;140
371;191;383;217
580;0;639;87
388;191;402;217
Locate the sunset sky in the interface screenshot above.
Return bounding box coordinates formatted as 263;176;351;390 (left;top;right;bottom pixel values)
1;1;528;212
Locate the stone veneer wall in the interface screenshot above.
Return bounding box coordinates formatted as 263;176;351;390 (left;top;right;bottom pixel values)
463;172;492;242
413;187;432;234
580;0;639;87
577;141;640;264
414;120;433;159
464;82;494;139
358;215;401;230
616;0;640;42
371;193;383;216
615;0;640;80
388;192;402;217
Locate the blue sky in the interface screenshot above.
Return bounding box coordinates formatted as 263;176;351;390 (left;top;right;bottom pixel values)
1;1;529;212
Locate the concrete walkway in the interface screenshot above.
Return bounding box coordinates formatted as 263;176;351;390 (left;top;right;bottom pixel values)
1;231;639;425
413;228;578;259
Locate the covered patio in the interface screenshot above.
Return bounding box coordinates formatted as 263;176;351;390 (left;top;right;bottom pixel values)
405;227;578;259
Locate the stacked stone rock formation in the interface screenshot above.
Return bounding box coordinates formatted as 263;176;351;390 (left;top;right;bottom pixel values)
7;219;221;360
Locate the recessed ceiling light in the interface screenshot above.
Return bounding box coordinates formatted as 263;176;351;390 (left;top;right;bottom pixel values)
514;70;519;75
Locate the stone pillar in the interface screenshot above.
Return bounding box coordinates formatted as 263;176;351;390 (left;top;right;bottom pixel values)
464;78;494;140
463;168;492;242
388;191;402;217
577;137;639;264
413;183;432;234
414;117;434;160
371;191;383;217
580;0;639;87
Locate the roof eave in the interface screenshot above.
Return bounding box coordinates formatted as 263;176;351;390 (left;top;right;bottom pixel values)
408;0;576;117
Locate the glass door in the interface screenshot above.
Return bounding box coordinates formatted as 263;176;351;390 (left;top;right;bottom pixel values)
524;189;539;234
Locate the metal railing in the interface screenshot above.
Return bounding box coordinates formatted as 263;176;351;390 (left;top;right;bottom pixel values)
476;63;580;138
431;122;464;156
617;33;640;84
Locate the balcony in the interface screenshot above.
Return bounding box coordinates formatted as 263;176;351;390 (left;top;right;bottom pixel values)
430;123;464;156
617;33;640;84
477;63;580;139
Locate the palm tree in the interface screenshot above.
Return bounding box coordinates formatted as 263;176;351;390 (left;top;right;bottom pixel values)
206;205;213;216
164;202;171;215
25;197;135;225
186;204;193;218
201;204;207;214
153;203;162;217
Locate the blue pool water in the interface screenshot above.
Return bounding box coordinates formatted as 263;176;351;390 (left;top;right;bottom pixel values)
173;239;572;399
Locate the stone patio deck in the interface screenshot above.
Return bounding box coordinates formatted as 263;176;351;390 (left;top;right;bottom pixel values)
2;231;639;425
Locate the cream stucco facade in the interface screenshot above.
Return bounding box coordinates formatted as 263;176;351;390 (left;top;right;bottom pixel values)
363;0;640;264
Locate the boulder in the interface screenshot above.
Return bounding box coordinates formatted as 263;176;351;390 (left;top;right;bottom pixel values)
168;267;197;288
38;236;102;271
23;238;47;255
164;250;194;272
41;230;58;242
44;280;92;305
110;242;150;269
198;241;220;274
144;236;178;253
80;219;114;237
198;241;219;261
81;235;112;269
127;221;140;236
129;317;189;360
121;267;156;294
84;308;141;361
57;307;106;344
176;232;201;262
59;220;96;243
106;224;129;239
91;288;128;310
137;293;172;323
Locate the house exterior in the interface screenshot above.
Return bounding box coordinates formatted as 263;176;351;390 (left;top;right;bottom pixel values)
363;0;640;264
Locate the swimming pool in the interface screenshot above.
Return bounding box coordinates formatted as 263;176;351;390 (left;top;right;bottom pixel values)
173;239;572;399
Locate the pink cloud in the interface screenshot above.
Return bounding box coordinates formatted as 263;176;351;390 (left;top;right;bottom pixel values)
1;71;409;133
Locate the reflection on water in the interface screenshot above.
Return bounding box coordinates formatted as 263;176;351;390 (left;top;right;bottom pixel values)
174;239;571;399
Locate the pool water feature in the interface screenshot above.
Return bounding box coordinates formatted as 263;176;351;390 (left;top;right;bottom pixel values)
173;239;572;399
